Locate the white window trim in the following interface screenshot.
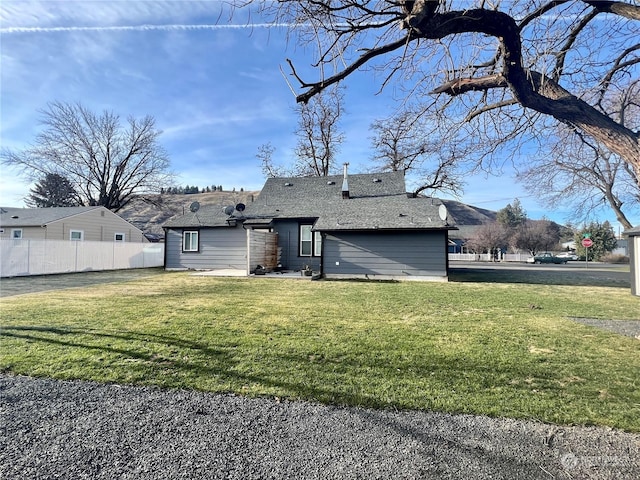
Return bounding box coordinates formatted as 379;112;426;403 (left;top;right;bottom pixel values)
300;224;322;257
11;228;23;239
314;231;322;257
114;232;126;242
70;230;84;241
182;230;199;252
300;224;313;257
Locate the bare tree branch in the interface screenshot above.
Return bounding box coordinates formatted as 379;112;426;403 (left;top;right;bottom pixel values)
1;102;174;212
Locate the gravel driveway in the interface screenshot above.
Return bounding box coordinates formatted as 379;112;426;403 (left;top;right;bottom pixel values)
2;374;639;479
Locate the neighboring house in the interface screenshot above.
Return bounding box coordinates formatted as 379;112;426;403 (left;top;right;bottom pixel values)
441;200;497;251
0;206;148;243
164;168;457;281
612;238;628;256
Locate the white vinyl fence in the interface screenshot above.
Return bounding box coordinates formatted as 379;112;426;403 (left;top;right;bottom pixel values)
449;253;531;262
0;239;164;277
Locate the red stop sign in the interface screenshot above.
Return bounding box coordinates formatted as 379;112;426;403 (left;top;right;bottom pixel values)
581;238;593;248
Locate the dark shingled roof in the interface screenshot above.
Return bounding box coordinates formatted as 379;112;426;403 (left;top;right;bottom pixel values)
163;205;238;228
312;196;449;231
250;172;452;231
163;171;457;232
440;199;497;240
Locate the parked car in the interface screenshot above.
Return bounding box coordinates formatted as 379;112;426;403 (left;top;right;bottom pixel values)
556;252;579;261
526;252;568;264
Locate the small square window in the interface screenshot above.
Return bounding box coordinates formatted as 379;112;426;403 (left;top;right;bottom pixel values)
114;233;125;242
183;230;199;252
70;230;84;241
11;229;23;239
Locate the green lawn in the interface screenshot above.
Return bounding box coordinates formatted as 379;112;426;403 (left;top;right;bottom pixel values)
1;272;639;431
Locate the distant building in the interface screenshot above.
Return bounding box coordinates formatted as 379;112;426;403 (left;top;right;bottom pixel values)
0;206;147;243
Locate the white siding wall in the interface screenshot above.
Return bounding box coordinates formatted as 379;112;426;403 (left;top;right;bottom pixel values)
47;209;147;242
634;236;640;296
0;208;146;242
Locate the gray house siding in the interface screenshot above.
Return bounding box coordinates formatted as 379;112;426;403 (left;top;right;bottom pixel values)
322;230;448;280
272;219;321;272
165;226;247;271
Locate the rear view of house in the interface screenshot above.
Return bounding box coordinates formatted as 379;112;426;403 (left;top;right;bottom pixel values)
163;169;457;281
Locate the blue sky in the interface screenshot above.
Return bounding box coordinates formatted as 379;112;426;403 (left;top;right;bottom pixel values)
0;1;635;232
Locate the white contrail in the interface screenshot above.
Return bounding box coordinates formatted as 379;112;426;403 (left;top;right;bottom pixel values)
0;23;296;34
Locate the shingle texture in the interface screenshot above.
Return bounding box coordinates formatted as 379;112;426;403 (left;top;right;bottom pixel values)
164;172;455;232
163;205;237;228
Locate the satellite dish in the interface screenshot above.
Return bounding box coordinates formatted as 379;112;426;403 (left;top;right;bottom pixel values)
223;205;234;216
235;203;246;212
189;201;200;213
438;204;448;222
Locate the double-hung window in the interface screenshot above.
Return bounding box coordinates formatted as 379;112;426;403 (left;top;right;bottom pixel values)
299;224;322;257
182;230;199;252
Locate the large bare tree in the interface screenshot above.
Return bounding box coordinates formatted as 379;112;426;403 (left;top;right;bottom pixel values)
259;85;345;177
519;80;639;229
465;221;508;260
512;219;561;256
294;84;345;176
1;101;173;212
239;1;640;189
370;106;464;196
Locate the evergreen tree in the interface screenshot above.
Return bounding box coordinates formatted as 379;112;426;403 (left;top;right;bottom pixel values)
25;173;81;208
574;221;617;261
496;199;527;230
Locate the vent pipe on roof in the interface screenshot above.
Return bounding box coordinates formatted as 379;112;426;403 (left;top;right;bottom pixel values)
341;162;350;199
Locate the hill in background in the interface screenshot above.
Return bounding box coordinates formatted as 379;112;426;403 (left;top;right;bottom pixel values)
118;191;260;236
441;199;497;240
118;191;500;241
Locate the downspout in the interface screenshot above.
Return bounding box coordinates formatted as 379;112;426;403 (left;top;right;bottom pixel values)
320;231;326;278
445;230;450;276
246;225;251;276
162;227;168;270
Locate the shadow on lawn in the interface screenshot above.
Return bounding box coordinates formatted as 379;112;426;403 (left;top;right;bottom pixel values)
449;266;630;288
0;323;586;414
0;325;387;408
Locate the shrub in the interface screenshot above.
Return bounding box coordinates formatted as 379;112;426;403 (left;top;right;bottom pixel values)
599;253;629;264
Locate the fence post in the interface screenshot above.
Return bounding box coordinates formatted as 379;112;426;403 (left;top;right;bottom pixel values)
27;239;31;275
